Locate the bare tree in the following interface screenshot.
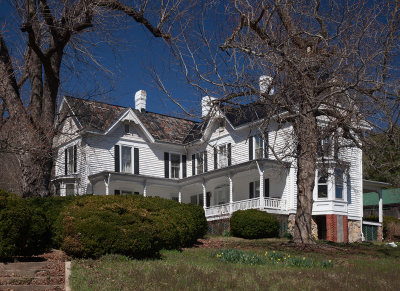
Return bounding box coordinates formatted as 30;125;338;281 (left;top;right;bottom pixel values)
0;0;189;197
163;0;400;244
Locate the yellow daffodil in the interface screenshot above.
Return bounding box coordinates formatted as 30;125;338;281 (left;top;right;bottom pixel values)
303;257;306;260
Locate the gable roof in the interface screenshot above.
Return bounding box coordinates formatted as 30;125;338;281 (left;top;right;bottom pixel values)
63;96;199;144
61;96;272;144
364;188;400;206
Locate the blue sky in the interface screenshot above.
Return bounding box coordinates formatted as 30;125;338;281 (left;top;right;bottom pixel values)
0;1;202;118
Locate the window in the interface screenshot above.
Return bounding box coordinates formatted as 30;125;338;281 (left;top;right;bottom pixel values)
196;152;204;174
214;144;231;170
318;172;328;198
190;193;211;207
65;183;75;196
214;186;229;205
190;194;203;206
121;146;132;173
171;196;179;202
254;135;265;159
335;169;343;199
249;134;268;160
218;145;228;168
249;179;270;198
170;153;181;178
65;145;77;175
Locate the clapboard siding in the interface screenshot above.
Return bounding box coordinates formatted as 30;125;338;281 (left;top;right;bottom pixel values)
341;146;363;219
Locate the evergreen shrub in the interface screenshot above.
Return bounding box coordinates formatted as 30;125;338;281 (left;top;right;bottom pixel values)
60;195;207;258
230;209;279;239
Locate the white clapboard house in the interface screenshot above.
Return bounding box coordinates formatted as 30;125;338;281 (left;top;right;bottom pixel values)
53;89;364;242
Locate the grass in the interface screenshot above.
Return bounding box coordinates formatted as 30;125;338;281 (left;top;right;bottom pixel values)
70;237;400;291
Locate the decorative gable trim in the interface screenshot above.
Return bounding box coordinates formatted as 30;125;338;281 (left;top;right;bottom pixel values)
103;108;155;142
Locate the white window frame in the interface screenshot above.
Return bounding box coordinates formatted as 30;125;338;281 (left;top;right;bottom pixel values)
120;145;133;173
317;170;329;199
195;151;207;174
335;169;344;200
218;144;228;168
66;145;77;175
169;152;182;179
254;134;265;159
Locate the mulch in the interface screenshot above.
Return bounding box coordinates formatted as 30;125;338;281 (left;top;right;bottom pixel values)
0;249;69;291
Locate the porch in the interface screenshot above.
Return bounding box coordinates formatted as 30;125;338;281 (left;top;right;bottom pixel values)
87;159;291;220
205;197;286;220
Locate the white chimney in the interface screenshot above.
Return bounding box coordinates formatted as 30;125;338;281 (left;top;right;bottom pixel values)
135;90;147;112
259;75;274;95
201;96;216;118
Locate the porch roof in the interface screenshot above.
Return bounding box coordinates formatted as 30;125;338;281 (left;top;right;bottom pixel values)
88;158;290;187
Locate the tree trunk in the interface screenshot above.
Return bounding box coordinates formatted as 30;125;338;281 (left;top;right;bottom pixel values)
19;149;53;198
292;111;318;244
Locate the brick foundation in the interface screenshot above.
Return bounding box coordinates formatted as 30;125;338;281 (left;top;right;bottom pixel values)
325;214;348;243
326;214;337;242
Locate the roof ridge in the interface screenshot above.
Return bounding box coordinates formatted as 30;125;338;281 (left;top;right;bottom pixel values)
136;109;200;123
64;95;127;108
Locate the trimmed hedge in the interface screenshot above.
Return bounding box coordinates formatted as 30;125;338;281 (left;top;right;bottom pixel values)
27;195;86;248
60;195;208;258
230;209;279;239
0;190;49;260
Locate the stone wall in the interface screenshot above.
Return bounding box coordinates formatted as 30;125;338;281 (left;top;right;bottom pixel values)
348;220;362;243
208;218;230;235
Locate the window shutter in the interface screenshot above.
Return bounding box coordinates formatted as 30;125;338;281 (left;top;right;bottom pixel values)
264;133;269;158
265;179;270;197
182;155;187;178
192;154;195;175
164;152;169;178
214;147;218;170
73;145;77;173
204;151;208;172
249;137;253;160
227;143;232;166
114;145;120;172
249;182;254;199
64;149;68;175
134;148;139;175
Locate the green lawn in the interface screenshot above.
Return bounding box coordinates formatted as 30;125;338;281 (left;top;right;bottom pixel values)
70;237;400;291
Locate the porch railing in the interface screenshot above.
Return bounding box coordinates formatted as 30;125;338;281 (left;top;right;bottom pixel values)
205;197;285;218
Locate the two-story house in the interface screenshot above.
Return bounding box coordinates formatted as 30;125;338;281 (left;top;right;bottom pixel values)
53;89;364;243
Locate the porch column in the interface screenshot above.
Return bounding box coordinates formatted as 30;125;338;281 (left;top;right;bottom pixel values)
143;181;147;197
229;175;233;213
178;190;182;203
378;189;383;224
202;182;207;210
104;174;111;196
259;171;264;210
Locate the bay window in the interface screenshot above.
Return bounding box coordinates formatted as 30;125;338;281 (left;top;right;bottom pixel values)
335;169;344;199
318;172;328;198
